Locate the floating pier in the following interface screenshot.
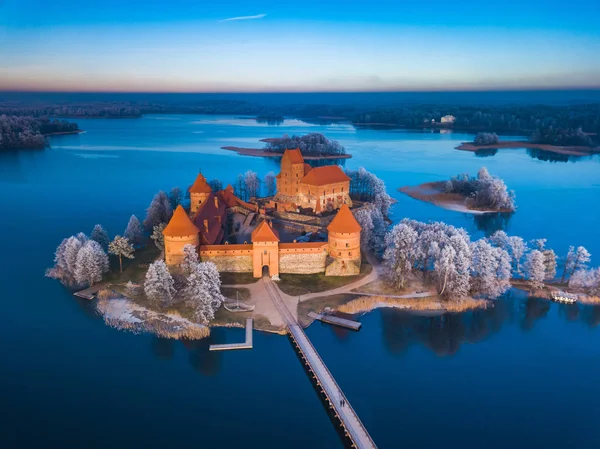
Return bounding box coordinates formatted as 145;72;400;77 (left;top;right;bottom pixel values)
209;318;253;351
73;285;104;300
308;312;362;331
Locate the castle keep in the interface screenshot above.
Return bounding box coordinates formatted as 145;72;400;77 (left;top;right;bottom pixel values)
163;149;361;278
271;148;352;213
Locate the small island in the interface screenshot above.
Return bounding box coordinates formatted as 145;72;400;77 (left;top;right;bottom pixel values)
400;167;516;214
456;131;600;157
222;132;352;160
0;115;82;150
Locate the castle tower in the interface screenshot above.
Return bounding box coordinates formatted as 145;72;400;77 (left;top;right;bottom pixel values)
163;205;200;265
251;220;280;278
276;148;305;197
326;204;362;276
189;173;212;214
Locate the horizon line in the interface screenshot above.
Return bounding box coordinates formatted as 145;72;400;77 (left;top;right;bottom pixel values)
2;87;600;95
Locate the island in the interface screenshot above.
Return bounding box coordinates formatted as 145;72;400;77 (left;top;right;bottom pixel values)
221;132;351;160
456;131;600;157
47;148;599;341
399;167;516;214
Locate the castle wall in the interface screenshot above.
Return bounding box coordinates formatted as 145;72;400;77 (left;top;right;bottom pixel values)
199;244;253;273
279;243;327;274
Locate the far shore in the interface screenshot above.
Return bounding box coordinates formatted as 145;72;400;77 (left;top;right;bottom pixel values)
221;146;352;160
399;182;511;215
456;140;600;156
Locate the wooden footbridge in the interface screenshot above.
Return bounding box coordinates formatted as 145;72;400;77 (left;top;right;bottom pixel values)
263;278;377;449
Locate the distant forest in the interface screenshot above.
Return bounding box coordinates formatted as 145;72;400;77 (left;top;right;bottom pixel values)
0;115;79;150
1;97;599;149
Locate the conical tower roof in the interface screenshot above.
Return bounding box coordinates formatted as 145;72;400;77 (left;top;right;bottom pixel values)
251;220;280;243
189;173;212;194
163;205;200;237
327;204;361;234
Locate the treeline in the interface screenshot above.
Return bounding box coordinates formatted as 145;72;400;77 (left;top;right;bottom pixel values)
530;127;594;147
382;220;598;301
353;104;600;139
0;115;79;150
264;133;345;156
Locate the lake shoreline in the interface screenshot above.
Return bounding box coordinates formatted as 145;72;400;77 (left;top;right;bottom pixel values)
456;140;600;156
44;129;85;137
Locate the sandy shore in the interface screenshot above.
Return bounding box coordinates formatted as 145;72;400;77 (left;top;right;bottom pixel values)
221;146;352;160
399;182;509;215
456;141;599;156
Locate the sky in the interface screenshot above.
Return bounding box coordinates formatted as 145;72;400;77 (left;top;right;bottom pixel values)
1;0;599;92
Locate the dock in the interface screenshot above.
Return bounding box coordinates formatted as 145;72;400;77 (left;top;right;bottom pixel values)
73;284;104;300
308;312;362;331
209;318;253;351
264;278;377;449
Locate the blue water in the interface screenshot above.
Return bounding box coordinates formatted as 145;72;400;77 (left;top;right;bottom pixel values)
1;115;599;448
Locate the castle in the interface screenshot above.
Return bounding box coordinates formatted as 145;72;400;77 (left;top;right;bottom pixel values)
270;148;352;213
163;149;361;278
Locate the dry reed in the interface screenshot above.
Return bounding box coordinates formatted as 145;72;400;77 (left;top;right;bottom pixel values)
338;295;490;314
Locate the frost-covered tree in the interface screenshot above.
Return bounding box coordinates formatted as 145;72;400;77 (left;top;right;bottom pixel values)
182;261;225;324
489;230;509;250
507;236;527;275
444;168;516;211
524;250;546;289
47;237;74;284
208;178;223;192
151;223;166;250
345;167;393;217
90;224;109;250
470;239;511;298
108;235;135;273
474;132;499;146
74;240;109;286
168;187;183;210
383;223;419;290
124;215;144;247
531;238;547;251
244;170;260;200
143;191;173;231
181;244;200;275
370;207;387;254
264;171;277;197
562;246;591;283
542;249;557;280
569;268;600;294
354;207;374;251
144;260;176;305
64;236;85;276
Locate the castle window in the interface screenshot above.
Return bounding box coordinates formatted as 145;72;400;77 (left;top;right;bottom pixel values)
338;252;341;256
348;252;352;256
346;243;349;247
341;187;344;192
